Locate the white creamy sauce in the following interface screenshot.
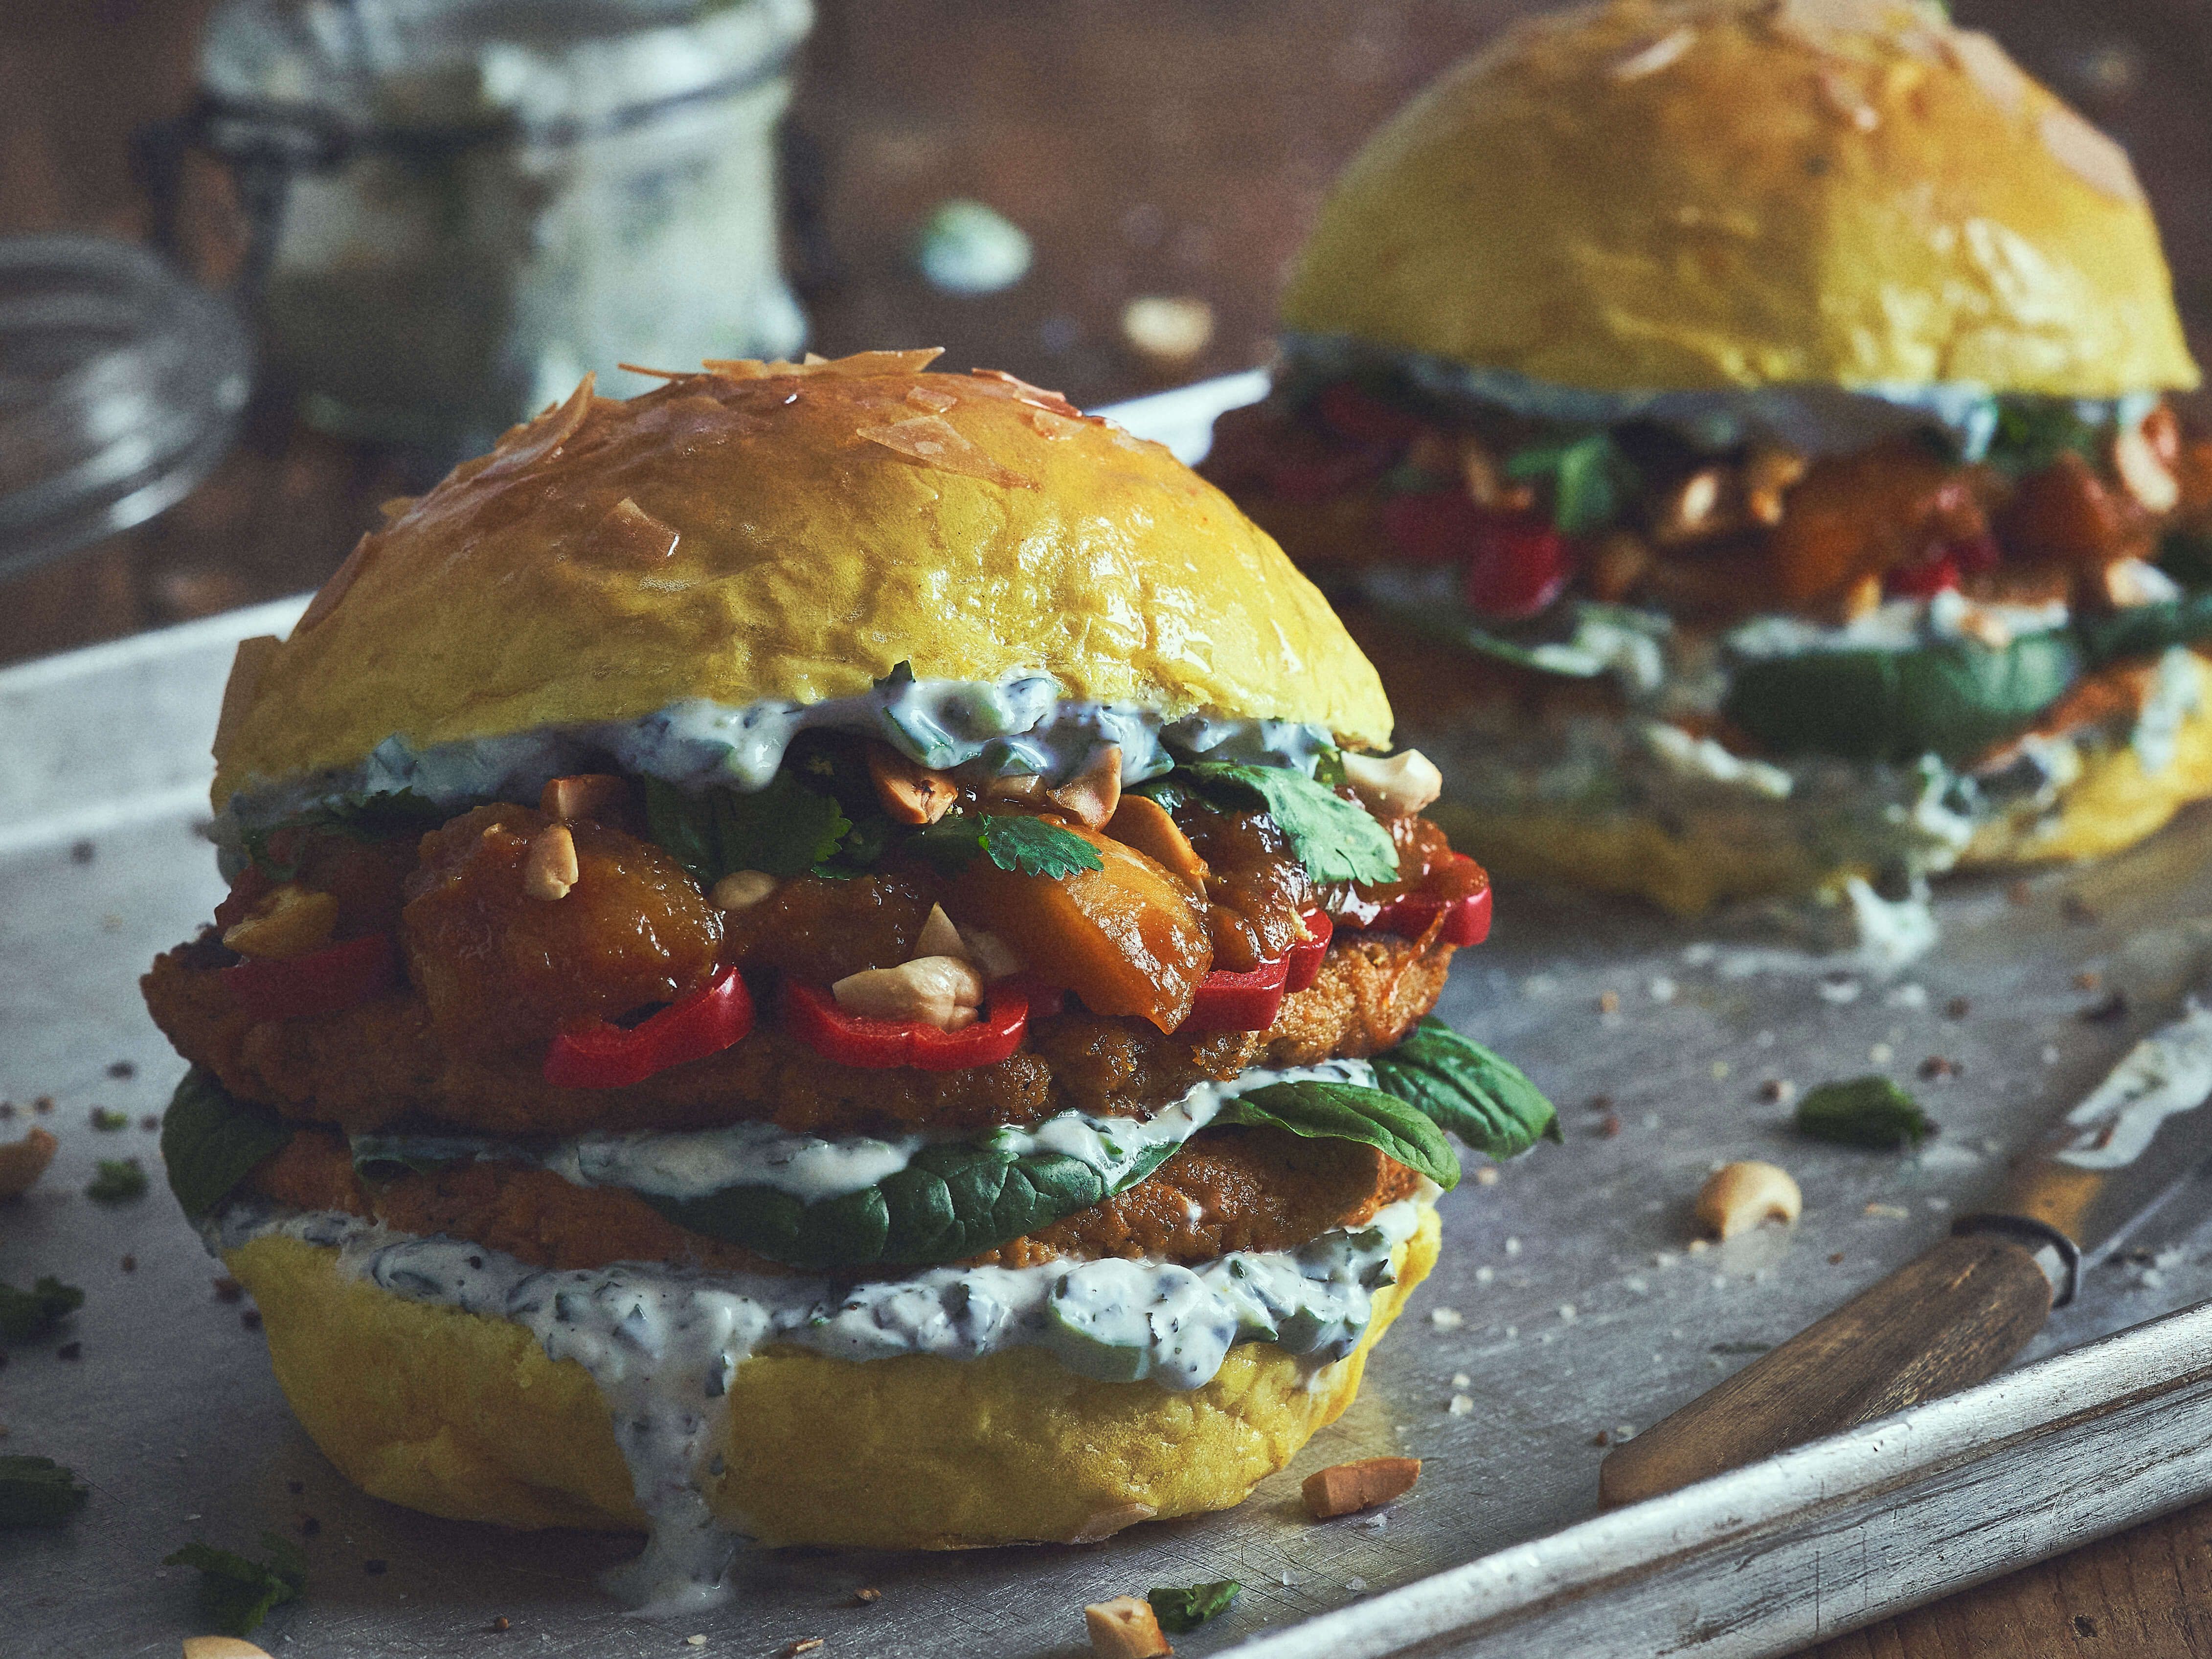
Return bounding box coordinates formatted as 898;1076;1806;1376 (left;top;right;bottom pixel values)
223;673;1335;832
207;1191;1430;1612
2054;1002;2212;1170
359;1060;1379;1204
1725;592;2074;661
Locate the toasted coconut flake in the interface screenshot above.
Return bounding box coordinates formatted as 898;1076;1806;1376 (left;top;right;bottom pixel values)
296;533;375;634
970;367;1083;419
1611;26;1693;80
602;496;681;560
2039;106;2144;203
1943;28;2028;114
704;348;947;381
905;384;959;414
376;494;416;524
480;374;596;480
856;415;1037;490
615;361;688;380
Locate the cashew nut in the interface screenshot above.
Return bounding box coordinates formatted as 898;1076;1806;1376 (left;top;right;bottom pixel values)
539;773;630;822
2115;425;2181;514
914;903;966;960
1341;749;1443;818
1696;1160;1802;1241
833;956;984;1031
521;823;579;900
712;870;778;913
183;1640;273;1659
221;883;339;960
868;743;959;825
1083;1596;1171;1659
1048;744;1124;829
0;1126;58;1199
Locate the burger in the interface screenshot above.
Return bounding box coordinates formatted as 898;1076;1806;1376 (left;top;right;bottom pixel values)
1206;0;2212;930
144;349;1554;1604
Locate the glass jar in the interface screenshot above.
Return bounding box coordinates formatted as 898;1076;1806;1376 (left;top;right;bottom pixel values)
161;0;812;454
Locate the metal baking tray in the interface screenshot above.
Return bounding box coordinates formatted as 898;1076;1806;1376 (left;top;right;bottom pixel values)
9;376;2212;1659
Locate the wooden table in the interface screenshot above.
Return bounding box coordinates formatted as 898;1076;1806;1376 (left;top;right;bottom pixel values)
7;2;2212;1651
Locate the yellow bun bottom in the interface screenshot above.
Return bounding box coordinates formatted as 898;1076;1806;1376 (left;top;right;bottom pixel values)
1430;655;2212;917
224;1205;1440;1551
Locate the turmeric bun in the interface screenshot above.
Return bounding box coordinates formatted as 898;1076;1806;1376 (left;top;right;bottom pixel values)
1283;0;2199;396
224;1206;1439;1549
211;350;1392;810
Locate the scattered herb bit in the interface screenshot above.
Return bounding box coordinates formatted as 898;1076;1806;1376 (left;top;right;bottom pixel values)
0;1276;83;1341
160;1070;295;1218
55;1341;81;1361
86;1158;148;1202
34;1097;53;1114
106;1061;135;1080
119;1255;136;1273
0;1455;89;1527
1157;762;1399;886
2080;991;2129;1025
1503;431;1638;535
1795;1076;1936;1150
163;1532;306;1637
1148;1580;1242;1634
89;1107;129;1132
1985;401;2102;476
1710;1341;1773;1356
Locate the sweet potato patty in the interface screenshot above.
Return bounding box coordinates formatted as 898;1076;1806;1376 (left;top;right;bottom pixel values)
250;1123;1422;1273
143;934;1452;1139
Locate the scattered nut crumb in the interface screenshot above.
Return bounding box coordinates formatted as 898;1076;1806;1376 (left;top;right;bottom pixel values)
1085;1595;1171;1659
1590;1429;1611;1447
854;1588;881;1605
1451;1371;1471;1387
1919;1055;1957;1080
1945;996;1971;1019
1447;1394;1474;1415
491;1617;511;1632
1828;1252;1845;1265
1597;990;1621;1014
1303;1457;1421;1519
1711;1060;1731;1080
1428;1307;1464;1329
213;1278;244;1303
1864;1202;1910;1220
1759;1078;1795;1105
0;1125;59;1198
1696;1162;1802;1240
33;1096;53;1114
1596;1112;1622;1139
1868;1042;1894;1064
782;1642;823;1658
1473;1166;1500;1187
120;1255;136;1273
2074;969;2103;991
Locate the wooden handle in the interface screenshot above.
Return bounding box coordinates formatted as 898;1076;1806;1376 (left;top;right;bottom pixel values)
1598;1230;2053;1508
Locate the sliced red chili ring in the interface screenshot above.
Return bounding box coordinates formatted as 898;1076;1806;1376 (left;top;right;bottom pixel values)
543;965;756;1090
1177;953;1290;1034
1285;909;1332;993
1366;881;1492;947
222;932;398;1023
779;979;1030;1073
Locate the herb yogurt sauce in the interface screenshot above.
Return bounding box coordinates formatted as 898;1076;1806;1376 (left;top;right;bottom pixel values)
206;1191;1431;1612
220;668;1337;837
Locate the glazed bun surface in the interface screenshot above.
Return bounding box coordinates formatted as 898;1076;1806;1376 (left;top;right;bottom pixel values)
1282;0;2199;397
213;352;1393;807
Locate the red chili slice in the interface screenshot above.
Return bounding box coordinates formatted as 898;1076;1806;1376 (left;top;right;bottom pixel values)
543;965;756;1090
1285;909;1332;993
779;979;1030;1073
1177;953;1290;1034
1313;382;1425;449
1463;516;1572;619
1367;881;1493;948
222;932;398;1023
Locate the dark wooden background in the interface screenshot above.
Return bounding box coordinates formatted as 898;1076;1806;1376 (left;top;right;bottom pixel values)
9;2;2212;1651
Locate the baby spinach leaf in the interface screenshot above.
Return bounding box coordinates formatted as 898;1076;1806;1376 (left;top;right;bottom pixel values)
1150;1580;1242;1633
2076;589;2212;669
1795;1076;1936;1149
161;1068;295;1219
1217;1081;1461;1190
0;1276;83;1342
1171;762;1399;886
1370;1017;1561;1161
164;1532;307;1637
0;1456;89;1528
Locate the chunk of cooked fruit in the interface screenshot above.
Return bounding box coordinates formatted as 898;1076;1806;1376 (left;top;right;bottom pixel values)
720;870;938;982
400;805;722;1056
951;819;1210;1031
1174;804;1311;972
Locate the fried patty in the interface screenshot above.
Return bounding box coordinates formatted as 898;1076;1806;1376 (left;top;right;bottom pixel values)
143;933;1452;1139
249;1123;1420;1273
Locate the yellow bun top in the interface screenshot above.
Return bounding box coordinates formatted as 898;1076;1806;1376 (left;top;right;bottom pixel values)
1282;0;2200;397
213;351;1393;807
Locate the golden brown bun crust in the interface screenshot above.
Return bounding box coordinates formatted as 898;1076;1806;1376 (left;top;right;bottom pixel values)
225;1206;1439;1549
214;352;1392;807
1283;0;2198;396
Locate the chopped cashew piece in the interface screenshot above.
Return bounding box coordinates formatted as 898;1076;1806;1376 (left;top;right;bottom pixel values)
1303;1456;1422;1519
183;1640;274;1659
0;1125;58;1198
2114;426;2181;514
983;772;1048;803
1340;750;1443;818
540;773;630;822
1084;1596;1173;1659
1049;744;1124;829
522;824;580;901
867;743;959;825
221;884;339;960
915;902;966;960
1696;1160;1802;1240
712;870;778;912
957;925;1026;981
833;955;984;1030
1104;794;1208;885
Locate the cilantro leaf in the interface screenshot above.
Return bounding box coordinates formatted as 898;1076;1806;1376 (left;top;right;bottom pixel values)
1986;400;2101;477
1370;1017;1561;1161
1795;1076;1936;1149
243;790;448;877
1150;1580;1241;1633
1505;432;1636;535
1169;762;1399;886
0;1276;83;1341
643;774;852;884
0;1456;89;1528
909;810;1105;879
161;1069;294;1218
86;1158;147;1203
90;1106;129;1131
164;1532;307;1637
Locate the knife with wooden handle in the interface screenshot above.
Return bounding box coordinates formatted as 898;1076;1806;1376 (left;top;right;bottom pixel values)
1600;1003;2212;1508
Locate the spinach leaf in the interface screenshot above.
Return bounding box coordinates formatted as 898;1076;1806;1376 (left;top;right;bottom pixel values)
86;1159;147;1202
644;773;851;883
161;1069;295;1218
0;1456;89;1528
243;790;448;877
1370;1017;1561;1161
2076;589;2212;669
1168;762;1399;886
350;1134;505;1181
1150;1580;1242;1633
1505;432;1637;535
164;1532;307;1637
0;1276;82;1341
1217;1081;1461;1190
1986;401;2101;477
909;810;1105;879
1795;1076;1936;1149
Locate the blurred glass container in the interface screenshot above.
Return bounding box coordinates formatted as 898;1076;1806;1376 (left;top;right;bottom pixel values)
158;0;811;453
0;235;251;579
